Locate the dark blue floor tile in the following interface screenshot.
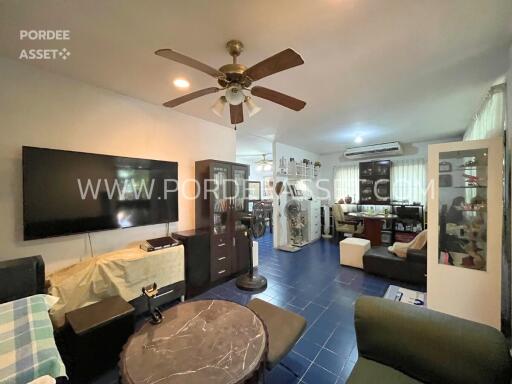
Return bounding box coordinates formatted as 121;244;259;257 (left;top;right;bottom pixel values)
348;345;358;363
293;337;322;361
302;303;326;325
303;323;335;346
338;359;356;382
281;351;311;377
324;334;355;358
303;363;338;384
314;348;346;376
289;296;312;309
266;364;301;384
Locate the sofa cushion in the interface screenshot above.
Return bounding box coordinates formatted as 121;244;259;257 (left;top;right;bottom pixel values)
347;357;421;384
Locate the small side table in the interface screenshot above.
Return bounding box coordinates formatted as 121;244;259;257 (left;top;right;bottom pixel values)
120;300;267;384
65;296;134;383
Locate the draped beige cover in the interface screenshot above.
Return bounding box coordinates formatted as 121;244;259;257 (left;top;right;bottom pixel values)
388;230;427;258
47;245;185;327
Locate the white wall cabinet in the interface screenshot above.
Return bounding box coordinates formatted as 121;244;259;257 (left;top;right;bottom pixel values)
304;199;322;242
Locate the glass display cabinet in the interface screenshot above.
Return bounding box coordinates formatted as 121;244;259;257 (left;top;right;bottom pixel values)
427;138;503;328
195;160;250;283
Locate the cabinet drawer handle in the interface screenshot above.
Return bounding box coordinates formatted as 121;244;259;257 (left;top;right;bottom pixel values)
218;269;226;275
218;243;226;247
217;256;226;261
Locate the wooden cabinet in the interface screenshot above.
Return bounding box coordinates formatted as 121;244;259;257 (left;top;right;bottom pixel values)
359;160;391;204
172;229;210;298
195;160;250;283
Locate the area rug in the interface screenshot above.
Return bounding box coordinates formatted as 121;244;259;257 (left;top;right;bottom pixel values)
384;285;426;307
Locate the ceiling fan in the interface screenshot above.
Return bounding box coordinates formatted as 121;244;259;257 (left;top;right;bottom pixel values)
155;40;306;125
255;154;273;172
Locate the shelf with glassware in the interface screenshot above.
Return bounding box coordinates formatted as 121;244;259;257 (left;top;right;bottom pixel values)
437;150;489;270
359;160;391;204
276;157;321;180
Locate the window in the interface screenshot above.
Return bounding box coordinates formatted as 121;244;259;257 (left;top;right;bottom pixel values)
391;158;426;205
333;164;359;202
334;159;426;204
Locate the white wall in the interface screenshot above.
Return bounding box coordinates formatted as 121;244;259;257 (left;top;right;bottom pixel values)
0;58;236;273
318;138;461;203
272;142;321;247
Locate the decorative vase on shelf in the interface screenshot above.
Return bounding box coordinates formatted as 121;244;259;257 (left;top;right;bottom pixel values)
345;196;352;204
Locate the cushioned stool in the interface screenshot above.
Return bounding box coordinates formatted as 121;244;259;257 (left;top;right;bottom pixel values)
247;298;307;371
340;237;371;269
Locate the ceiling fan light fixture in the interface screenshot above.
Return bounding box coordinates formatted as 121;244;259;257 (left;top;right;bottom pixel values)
263;163;272;171
211;96;227;117
245;96;262;117
225;84;245;105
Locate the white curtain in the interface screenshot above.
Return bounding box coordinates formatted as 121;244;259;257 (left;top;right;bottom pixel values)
463;84;506;141
333;164;359;202
391;158;426;205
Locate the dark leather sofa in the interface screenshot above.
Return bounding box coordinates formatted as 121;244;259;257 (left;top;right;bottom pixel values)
363;246;426;285
0;255;45;303
348;296;512;384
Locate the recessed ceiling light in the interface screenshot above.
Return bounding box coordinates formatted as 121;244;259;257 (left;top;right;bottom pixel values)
354;136;363;144
173;78;190;89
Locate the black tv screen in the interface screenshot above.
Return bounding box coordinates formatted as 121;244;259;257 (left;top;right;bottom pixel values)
23;146;178;240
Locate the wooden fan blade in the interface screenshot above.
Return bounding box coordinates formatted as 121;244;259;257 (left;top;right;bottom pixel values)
244;48;304;81
251;86;306;111
155;49;225;78
163;87;220;108
230;103;244;124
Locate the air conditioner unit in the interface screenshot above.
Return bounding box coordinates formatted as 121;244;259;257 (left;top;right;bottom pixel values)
344;141;403;159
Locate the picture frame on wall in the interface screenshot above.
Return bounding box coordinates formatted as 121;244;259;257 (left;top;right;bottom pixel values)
439;174;452;187
439;161;452;173
247;181;261;201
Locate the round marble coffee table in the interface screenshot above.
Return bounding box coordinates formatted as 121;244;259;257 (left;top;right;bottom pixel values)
120;300;267;384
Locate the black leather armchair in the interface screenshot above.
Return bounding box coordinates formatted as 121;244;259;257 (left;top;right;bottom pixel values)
0;255;45;303
363;246;426;285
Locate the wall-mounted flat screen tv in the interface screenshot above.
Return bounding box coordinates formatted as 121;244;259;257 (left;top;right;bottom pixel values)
23;146;178;240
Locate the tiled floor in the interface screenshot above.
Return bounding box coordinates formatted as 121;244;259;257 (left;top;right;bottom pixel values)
93;232;423;384
193;232;423;384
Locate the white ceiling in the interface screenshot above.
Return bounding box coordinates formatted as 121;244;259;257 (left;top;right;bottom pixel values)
236;133;273;159
1;0;511;154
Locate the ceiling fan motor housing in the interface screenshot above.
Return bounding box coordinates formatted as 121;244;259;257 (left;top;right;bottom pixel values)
218;63;252;88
